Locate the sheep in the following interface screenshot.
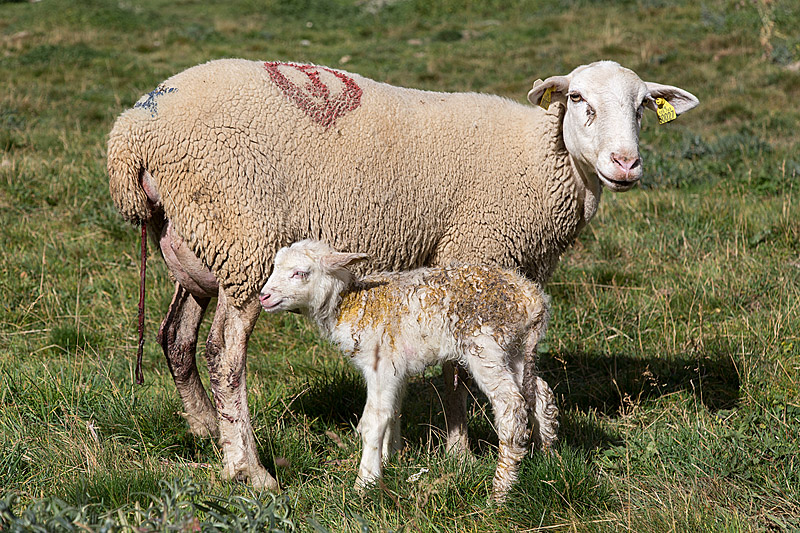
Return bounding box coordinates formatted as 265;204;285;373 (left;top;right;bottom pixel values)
259;239;558;502
107;59;699;489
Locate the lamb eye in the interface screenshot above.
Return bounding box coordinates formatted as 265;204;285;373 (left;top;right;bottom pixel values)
568;93;583;103
291;270;309;280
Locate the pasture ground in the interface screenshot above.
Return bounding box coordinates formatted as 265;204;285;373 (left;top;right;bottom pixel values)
1;0;799;531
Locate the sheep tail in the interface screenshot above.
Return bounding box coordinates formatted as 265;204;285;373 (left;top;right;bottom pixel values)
107;113;153;224
136;220;147;385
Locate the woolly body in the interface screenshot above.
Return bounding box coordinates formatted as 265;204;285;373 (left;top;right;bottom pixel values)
260;240;558;501
107;59;698;488
108;59;581;306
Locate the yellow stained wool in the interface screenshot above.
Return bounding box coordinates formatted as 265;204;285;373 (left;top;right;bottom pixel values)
335;265;543;352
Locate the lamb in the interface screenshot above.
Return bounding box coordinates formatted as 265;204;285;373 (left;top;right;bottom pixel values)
259;240;558;502
107;59;699;489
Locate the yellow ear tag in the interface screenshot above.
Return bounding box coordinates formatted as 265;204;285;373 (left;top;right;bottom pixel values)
655;97;677;125
539;87;553;110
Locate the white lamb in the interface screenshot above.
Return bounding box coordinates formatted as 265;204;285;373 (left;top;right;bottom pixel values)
259;240;558;502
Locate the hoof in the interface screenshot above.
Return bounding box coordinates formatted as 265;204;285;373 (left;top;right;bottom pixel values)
490;490;509;506
446;438;475;463
354;473;378;493
221;463;280;491
250;466;281;491
445;433;471;458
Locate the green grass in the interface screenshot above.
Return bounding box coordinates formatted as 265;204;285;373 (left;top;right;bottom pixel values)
1;0;799;530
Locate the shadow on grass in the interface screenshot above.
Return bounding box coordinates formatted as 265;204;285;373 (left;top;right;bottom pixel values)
290;349;740;456
292;367;367;429
539;349;741;415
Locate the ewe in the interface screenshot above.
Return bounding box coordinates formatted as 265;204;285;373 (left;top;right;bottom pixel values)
108;59;698;488
260;240;558;502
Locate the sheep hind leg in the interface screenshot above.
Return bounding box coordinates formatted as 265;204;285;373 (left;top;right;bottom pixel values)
207;289;279;491
442;361;471;456
157;283;218;438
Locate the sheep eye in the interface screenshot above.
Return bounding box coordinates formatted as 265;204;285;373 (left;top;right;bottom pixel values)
291;270;309;280
568;92;583;103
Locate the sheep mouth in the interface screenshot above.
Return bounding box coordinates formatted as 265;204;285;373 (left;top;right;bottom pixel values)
598;172;640;192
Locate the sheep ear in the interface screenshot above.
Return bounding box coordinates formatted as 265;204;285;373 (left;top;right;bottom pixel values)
527;75;570;109
320;252;370;272
644;82;699;116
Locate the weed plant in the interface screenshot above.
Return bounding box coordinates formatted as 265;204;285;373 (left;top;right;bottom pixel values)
1;0;799;531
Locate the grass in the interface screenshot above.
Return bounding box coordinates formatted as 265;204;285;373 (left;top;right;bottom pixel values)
1;0;799;530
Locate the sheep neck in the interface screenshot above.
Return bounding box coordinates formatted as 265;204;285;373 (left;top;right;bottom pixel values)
547;102;602;231
516;104;603;285
568;153;602;233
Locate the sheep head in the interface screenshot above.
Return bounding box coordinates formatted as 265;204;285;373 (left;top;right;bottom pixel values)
260;240;369;320
528;61;699;192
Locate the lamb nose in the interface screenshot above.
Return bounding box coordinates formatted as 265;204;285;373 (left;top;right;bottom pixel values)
259;293;271;305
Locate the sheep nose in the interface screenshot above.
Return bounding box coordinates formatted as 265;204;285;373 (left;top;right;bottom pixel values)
611;152;641;173
259;292;271;306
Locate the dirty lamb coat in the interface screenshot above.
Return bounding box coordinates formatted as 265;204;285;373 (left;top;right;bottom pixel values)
108;59;582;306
331;265;548;373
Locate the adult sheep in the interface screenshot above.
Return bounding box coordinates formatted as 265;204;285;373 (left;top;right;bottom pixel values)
108;59;698;490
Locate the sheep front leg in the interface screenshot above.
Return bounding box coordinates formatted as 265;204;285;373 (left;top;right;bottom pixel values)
442;361;471;455
206;289;279;491
157;283;218;438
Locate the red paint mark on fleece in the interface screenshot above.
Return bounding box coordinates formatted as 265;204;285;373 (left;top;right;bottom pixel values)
264;62;362;129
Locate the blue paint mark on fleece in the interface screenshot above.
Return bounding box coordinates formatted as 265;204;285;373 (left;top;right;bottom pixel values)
134;85;177;117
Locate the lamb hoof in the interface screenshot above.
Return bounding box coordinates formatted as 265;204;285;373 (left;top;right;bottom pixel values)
490;491;509;506
531;442;560;459
354;474;377;493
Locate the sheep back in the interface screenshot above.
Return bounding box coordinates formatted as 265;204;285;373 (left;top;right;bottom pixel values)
109;59;578;306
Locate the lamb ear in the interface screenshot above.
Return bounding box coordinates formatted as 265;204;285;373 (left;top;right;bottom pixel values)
527;75;570;109
645;82;699;115
320;252;370;272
